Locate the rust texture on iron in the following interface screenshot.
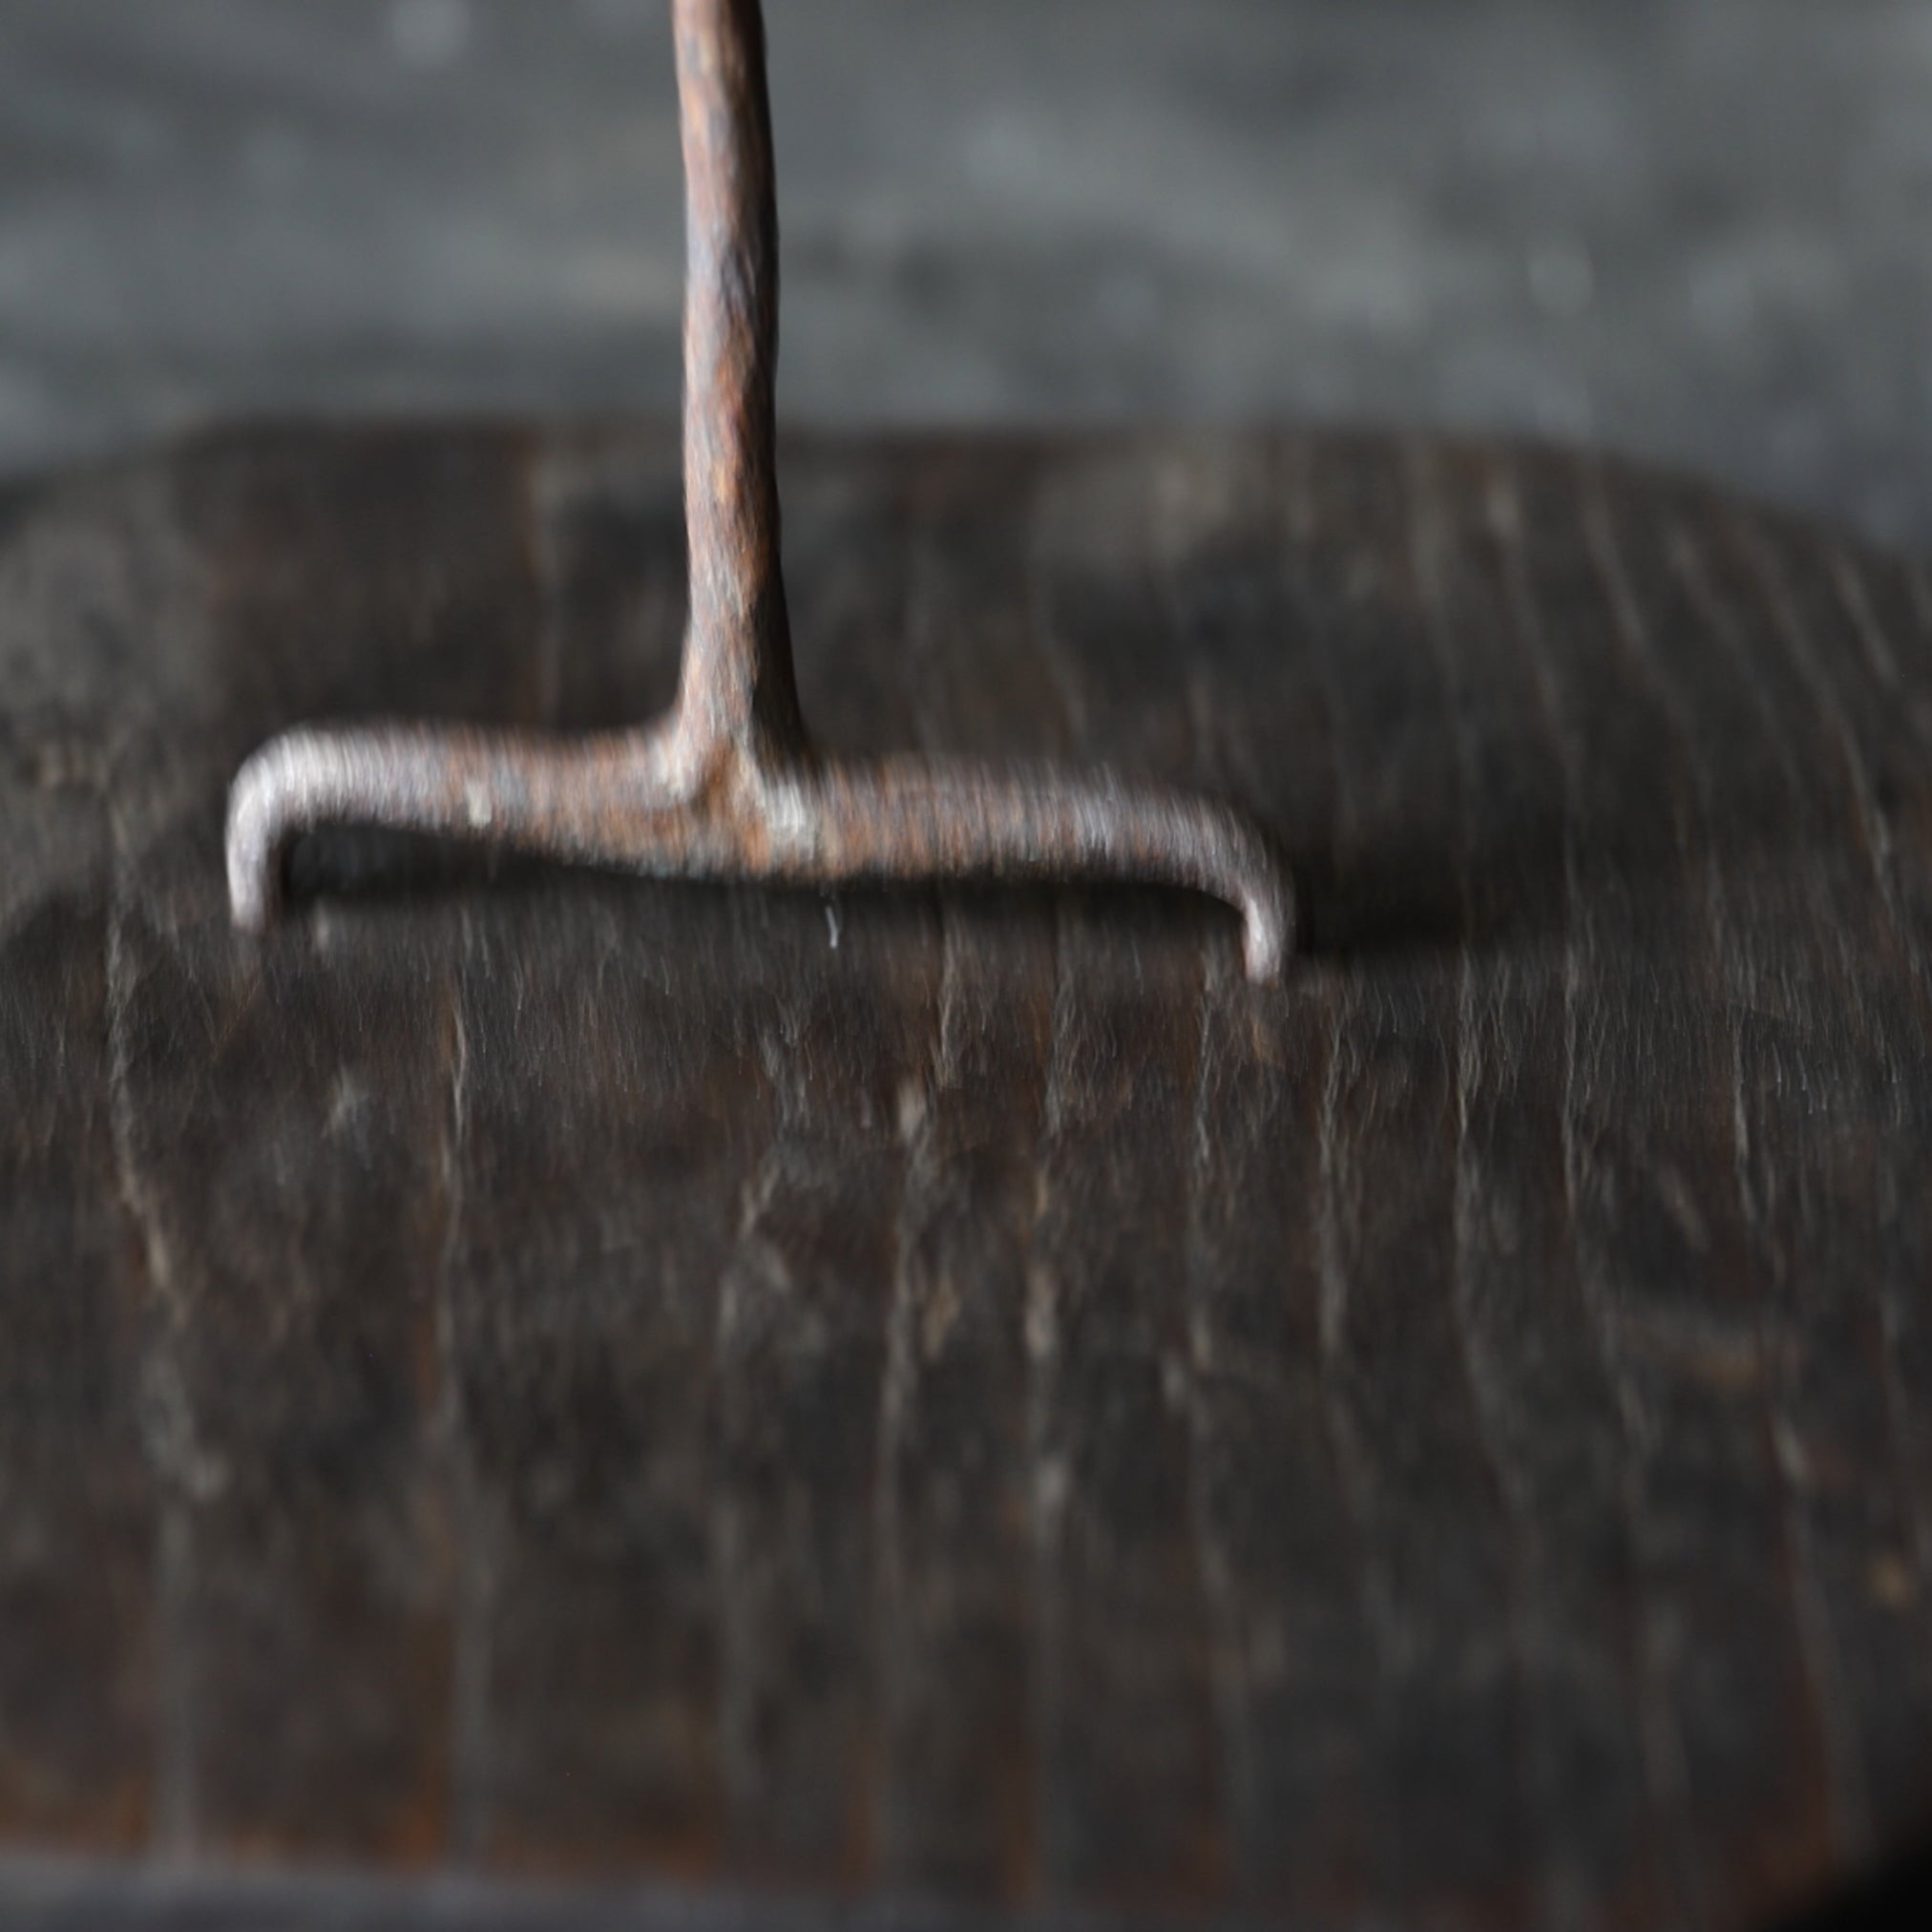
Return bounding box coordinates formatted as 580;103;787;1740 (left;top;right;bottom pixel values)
224;0;1293;979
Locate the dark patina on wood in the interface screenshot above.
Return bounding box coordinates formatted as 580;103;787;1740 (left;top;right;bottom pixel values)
3;421;1932;1929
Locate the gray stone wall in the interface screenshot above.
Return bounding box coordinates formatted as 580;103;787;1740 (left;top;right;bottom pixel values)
2;0;1926;549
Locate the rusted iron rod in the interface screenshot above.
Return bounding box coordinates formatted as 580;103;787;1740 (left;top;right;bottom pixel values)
225;0;1293;979
670;0;800;765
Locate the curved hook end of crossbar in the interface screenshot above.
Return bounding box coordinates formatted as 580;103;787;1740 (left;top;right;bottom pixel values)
225;720;697;937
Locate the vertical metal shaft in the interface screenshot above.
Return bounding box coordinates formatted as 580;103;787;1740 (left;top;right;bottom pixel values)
671;0;804;766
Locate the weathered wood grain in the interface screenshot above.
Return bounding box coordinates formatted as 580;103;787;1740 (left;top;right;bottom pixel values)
1408;440;1663;1930
0;469;154;1855
0;422;1928;1930
876;447;1054;1896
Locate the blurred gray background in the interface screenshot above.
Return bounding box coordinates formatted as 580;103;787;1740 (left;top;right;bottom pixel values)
1;0;1927;550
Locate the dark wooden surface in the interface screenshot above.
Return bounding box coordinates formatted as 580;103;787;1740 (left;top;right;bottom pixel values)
4;422;1932;1929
